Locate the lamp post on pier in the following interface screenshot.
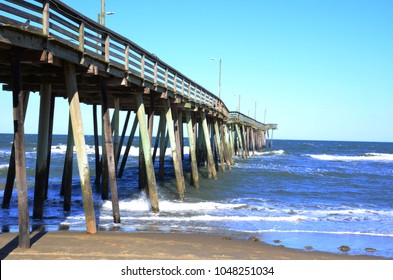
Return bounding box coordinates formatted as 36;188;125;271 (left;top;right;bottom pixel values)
98;0;114;26
210;58;222;99
250;99;257;119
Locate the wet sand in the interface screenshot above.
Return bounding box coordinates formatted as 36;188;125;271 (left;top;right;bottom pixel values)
0;231;387;260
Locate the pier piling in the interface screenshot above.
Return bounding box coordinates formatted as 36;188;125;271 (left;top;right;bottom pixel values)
118;116;138;178
159;112;168;180
201;112;217;179
186;111;200;188
11;48;30;248
33;84;52;219
93;104;101;187
101;79;121;223
61;115;74;212
165;99;185;199
1;92;29;210
64;62;97;234
136;93;159;212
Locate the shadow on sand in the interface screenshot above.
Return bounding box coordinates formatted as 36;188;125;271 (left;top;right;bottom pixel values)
0;229;47;260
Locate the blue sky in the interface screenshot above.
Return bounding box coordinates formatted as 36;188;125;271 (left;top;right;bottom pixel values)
1;0;392;141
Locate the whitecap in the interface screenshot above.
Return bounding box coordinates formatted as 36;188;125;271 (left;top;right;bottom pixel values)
252;229;393;238
256;149;285;156
117;214;308;222
0;164;9;170
309;153;393;161
101;198;248;213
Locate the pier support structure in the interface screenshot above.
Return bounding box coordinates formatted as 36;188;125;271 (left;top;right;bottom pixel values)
165;99;185;199
136;93;159;212
11;49;30;248
101;80;121;223
0;1;277;248
64;62;97;234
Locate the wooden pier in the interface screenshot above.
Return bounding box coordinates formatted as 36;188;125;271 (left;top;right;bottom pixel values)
0;0;277;248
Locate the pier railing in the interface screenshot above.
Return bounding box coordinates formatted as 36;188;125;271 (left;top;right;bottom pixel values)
228;112;277;131
0;0;229;117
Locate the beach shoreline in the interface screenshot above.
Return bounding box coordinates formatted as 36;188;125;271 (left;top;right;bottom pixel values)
0;231;388;260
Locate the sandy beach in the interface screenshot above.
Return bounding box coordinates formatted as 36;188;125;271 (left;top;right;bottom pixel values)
0;231;387;260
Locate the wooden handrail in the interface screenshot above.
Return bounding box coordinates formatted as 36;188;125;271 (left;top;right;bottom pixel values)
1;0;231;117
228;112;277;131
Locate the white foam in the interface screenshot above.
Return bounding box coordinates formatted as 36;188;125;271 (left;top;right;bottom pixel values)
253;229;393;238
0;164;9;170
50;144;69;154
102;198;248;213
255;149;285;156
158;200;246;212
117;215;308;223
309;153;393;161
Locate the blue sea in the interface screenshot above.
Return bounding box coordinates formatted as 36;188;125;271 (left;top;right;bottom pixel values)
1;134;393;258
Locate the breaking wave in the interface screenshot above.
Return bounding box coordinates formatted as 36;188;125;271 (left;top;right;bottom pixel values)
309;153;393;161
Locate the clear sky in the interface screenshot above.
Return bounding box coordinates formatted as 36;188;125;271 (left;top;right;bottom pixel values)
1;0;392;142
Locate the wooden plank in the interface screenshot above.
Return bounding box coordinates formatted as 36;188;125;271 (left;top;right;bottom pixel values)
42;1;49;36
5;0;41;13
78;22;85;52
0;3;43;26
136;93;159;212
64;62;96;234
11;48;30;248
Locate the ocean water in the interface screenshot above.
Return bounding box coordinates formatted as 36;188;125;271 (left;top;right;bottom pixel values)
1;134;393;258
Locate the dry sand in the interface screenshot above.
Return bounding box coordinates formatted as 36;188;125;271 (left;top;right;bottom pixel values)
0;231;388;260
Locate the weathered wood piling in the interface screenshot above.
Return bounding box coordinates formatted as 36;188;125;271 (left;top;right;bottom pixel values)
11;48;30;248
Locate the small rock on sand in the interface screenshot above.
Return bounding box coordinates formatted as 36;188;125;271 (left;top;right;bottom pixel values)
338;245;350;252
365;248;377;253
248;237;260;242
